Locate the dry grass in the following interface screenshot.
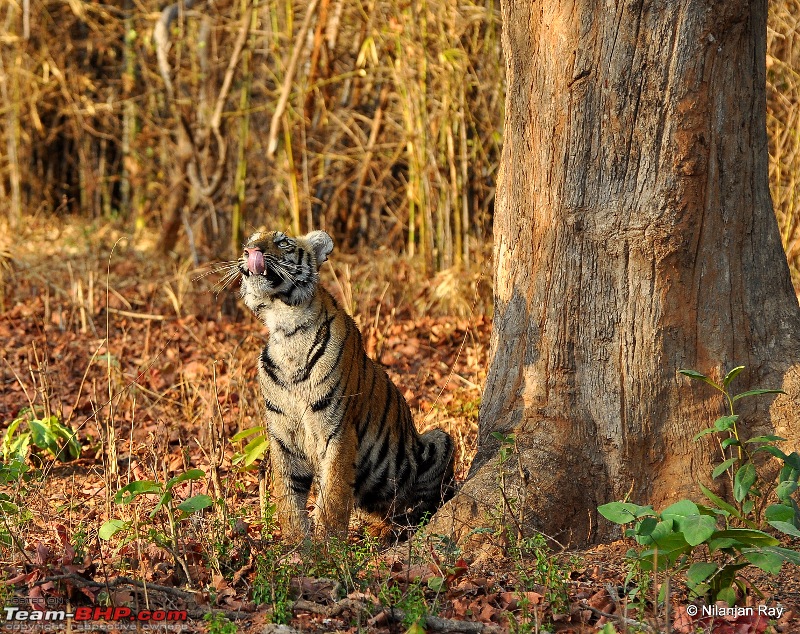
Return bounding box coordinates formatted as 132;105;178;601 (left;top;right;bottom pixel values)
0;216;491;479
768;0;800;291
0;0;501;270
1;0;798;289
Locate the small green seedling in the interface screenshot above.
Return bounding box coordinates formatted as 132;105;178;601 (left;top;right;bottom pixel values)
3;409;81;463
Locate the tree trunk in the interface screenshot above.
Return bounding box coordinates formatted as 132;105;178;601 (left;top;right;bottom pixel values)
429;0;800;546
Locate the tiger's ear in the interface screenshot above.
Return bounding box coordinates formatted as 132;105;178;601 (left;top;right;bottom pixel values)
304;230;334;265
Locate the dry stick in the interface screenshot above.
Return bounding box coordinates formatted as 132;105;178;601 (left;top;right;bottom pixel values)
1;514;32;564
293;598;505;634
580;603;658;634
266;0;321;157
2;357;36;414
105;239;127;494
67;339;106;427
304;0;329;122
187;2;254;199
0;50;22;225
105;307;165;321
283;115;302;235
325;0;344;51
30;341;51;420
350;83;390;224
34;573;197;603
153;0;200;100
231;0;257;256
203;362;226;518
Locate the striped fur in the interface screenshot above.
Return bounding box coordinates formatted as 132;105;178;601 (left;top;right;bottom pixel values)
239;230;455;540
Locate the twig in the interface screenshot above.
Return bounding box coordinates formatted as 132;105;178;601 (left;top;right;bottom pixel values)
67;338;106;426
580;602;658;634
267;0;321;157
30;572;247;622
153;0;200;100
293;597;506;633
186;2;253;199
32;573;198;602
105;307;165;320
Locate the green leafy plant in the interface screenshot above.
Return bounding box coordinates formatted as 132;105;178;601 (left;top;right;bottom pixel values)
98;469;214;577
510;533;569;616
231;426;269;468
253;548;295;625
302;535;383;594
599;366;800;606
203;611;238;634
0;456;33;547
2;409;81;463
682;366;800;531
599;498;800;605
378;578;430;630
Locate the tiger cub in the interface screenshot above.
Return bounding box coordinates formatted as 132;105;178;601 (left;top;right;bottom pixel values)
239;230;455;540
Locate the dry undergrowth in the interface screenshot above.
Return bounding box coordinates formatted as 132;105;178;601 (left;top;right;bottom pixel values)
768;0;800;291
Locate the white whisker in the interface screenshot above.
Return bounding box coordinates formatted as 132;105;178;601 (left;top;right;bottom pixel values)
192;261;240;282
213;268;242;294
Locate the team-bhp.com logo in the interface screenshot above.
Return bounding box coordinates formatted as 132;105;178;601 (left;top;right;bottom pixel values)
4;606;188;623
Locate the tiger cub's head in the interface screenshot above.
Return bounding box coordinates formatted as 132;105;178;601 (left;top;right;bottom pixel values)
239;230;334;309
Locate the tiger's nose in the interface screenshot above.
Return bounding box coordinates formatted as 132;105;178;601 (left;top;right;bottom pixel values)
244;247;266;275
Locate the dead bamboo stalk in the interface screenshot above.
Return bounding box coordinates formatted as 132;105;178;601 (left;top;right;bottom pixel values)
0;49;22;225
266;0;320;157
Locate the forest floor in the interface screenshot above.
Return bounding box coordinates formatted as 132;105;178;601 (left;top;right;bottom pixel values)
1;219;799;634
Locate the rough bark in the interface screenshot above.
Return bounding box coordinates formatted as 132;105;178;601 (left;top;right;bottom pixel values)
429;0;800;546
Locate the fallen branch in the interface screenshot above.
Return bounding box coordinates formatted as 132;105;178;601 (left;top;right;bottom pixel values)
580;602;659;634
293;597;507;634
30;573;250;621
33;572;197;602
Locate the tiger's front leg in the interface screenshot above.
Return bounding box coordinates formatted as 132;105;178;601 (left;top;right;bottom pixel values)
314;438;356;539
270;435;312;542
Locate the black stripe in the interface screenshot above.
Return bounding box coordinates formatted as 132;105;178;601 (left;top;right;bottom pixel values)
344;351;365;423
374;380;394;436
417;441;438;475
370;384;395;447
395;427;407;479
323;424;342;455
371;435;392;475
294;312;335;383
356;427;393;502
260;347;285;387
354;458;372;494
311;376;341;412
289;472;313;494
264;397;284;415
356;408;373;443
283;315;316;337
286;283;300;305
396;454;411;485
355;363;377;440
329;341;360;418
318;318;352;385
357;453;391;507
272;434;300;459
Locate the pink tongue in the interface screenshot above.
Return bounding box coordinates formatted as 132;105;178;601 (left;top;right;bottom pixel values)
247;249;265;275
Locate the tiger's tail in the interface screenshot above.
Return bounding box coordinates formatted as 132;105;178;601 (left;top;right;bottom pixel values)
403;429;456;525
